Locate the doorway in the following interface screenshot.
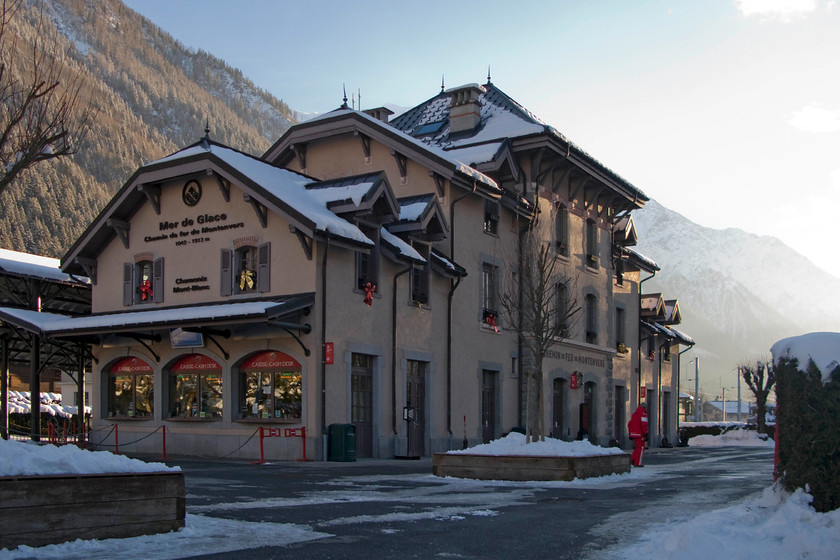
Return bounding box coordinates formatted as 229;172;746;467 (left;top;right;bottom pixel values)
351;353;373;458
481;370;498;444
552;378;566;440
405;360;426;457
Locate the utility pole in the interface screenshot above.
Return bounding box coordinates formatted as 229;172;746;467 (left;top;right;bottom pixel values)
722;387;726;422
736;368;742;422
693;358;700;422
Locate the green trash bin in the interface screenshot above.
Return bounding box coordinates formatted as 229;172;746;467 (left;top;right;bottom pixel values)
328;423;356;462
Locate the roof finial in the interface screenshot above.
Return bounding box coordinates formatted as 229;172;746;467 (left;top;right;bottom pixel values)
486;65;492;85
202;119;210;148
341;84;349;109
441;74;445;93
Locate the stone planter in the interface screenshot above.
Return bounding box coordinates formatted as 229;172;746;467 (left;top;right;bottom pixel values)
0;471;185;550
432;452;631;481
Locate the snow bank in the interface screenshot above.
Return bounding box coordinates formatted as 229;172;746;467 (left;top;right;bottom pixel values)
688;429;775;448
771;332;840;384
446;432;625;457
603;485;840;560
0;439;178;477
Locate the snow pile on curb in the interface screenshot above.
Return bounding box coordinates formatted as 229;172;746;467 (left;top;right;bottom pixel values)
602;485;840;559
689;429;775;448
446;432;625;456
0;439;179;477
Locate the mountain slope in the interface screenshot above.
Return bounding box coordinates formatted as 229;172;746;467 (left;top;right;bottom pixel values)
0;0;294;258
633;199;840;390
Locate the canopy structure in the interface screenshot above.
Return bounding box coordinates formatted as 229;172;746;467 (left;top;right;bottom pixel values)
0;249;92;440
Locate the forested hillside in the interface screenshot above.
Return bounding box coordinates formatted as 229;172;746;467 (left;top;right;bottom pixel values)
0;0;294;258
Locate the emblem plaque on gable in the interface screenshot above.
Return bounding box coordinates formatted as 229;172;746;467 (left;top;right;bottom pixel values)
182;179;202;207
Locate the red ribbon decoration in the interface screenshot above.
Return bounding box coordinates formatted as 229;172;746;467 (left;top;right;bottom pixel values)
364;282;376;306
486;314;498;332
140;279;153;301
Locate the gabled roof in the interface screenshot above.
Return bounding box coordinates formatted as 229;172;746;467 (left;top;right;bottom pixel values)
390;82;648;204
61;139;375;276
662;299;682;325
387;194;449;242
641;293;665;319
262;108;501;196
613;216;638;247
306;171;399;223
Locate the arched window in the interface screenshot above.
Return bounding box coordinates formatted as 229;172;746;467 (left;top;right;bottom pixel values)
585;293;598;344
220;242;271;296
107;357;154;418
167;354;223;419
238;351;302;421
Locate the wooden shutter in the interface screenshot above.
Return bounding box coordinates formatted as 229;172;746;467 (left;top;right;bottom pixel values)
257;242;271;293
123;263;134;306
220;249;232;296
153;258;164;303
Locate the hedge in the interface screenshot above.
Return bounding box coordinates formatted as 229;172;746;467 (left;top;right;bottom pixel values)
775;356;840;513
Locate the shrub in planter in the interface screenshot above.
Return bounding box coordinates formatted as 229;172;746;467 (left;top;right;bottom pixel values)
775;356;840;513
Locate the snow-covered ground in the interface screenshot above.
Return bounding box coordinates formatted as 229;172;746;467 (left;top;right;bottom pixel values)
1;433;836;559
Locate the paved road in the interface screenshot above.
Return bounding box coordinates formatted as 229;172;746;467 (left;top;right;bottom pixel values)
163;446;775;560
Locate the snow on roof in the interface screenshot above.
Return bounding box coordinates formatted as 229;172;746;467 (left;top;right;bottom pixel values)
0;298;310;335
0;248;89;285
305;109;500;192
442;142;504;166
380;228;425;263
399;201;428;222
149;143;373;246
771;332;840;384
305;178;378;207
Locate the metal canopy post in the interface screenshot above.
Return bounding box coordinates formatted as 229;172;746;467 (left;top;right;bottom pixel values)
29;333;40;441
1;334;8;440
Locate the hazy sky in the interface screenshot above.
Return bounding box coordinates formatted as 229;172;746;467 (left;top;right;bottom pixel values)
123;0;840;278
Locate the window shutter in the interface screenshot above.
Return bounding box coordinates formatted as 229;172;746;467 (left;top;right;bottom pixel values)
153;258;164;303
220;249;232;296
257;242;271;292
123;263;133;306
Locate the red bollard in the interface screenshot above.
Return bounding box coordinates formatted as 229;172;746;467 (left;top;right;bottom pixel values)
162;425;167;461
256;426;266;464
114;424;119;455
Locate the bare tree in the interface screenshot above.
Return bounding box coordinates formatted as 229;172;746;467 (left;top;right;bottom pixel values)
0;0;95;196
499;225;580;442
739;358;776;434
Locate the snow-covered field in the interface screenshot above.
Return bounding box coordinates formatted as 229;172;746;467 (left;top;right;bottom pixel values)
1;432;837;559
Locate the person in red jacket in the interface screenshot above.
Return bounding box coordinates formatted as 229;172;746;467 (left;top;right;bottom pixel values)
628;402;649;467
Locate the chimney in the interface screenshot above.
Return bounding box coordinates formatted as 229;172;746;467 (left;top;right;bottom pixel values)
447;83;485;134
362;107;394;123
